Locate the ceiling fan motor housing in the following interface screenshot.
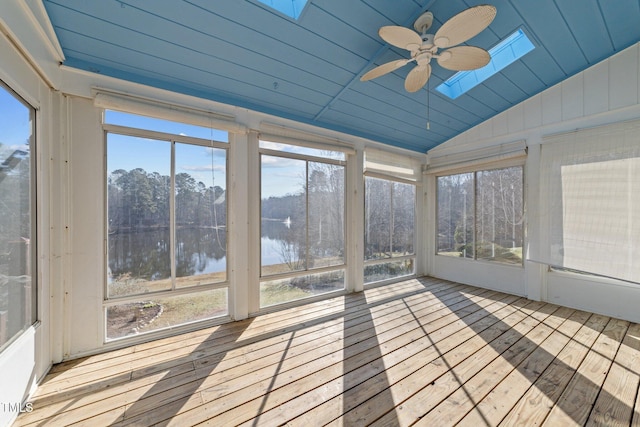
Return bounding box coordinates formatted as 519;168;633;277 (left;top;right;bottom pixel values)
421;33;435;49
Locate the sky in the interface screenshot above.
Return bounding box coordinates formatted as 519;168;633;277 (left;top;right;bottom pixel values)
260;140;344;197
106;111;343;198
106;111;227;190
0;86;31;159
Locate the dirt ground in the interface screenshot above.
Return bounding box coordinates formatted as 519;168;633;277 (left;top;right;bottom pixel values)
106;302;163;339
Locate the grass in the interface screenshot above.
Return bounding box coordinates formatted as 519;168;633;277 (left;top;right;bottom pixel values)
437;246;523;264
260;281;312;307
150;290;228;329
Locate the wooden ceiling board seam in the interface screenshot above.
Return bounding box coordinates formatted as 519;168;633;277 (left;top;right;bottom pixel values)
63;50;327;119
183;0;366;73
508;0;573;77
596;0;640;51
519;48;566;87
319;110;432;151
64;56;321;123
350;79;479;127
53;22;342;103
55;28;335;111
554;0;614;64
50;1;360;88
42;1;356;95
325;101;442;142
352;76;482;128
339;90;468;136
328;99;439;140
320;119;437;152
88;0;365;84
481;73;529;105
300;6;382;59
499;62;547;96
327;100;452;146
549;0;590;65
363;0;426;25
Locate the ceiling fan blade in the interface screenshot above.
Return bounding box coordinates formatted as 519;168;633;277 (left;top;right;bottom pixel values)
434;5;496;48
360;59;411;81
404;64;431;93
437;46;490;71
379;26;423;51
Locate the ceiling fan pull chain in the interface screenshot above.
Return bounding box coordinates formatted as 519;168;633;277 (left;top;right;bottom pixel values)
426;83;431;130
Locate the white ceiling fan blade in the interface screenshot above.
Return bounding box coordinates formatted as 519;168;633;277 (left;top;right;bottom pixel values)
360;59;411;81
437;46;490;71
404;63;431;93
379;26;423;51
434;5;496;48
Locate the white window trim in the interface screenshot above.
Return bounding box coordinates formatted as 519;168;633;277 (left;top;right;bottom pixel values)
259;121;355;155
94;89;246;134
425;140;527;176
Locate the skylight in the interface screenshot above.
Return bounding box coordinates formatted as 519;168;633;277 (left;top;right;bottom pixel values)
257;0;309;19
436;28;535;99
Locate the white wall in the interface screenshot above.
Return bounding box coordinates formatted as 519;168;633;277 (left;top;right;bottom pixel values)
426;42;640;323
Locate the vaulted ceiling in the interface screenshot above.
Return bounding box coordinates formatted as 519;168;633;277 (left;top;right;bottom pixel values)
42;0;640;152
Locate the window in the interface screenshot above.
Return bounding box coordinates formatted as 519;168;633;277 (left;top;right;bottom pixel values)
0;82;36;353
364;177;416;283
260;140;346;307
436;28;535;99
105;111;228;340
256;0;309;19
437;166;523;264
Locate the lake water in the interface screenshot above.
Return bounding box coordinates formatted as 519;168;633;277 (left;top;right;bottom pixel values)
108;221;295;281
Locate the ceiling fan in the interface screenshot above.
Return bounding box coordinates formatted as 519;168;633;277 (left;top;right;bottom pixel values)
361;5;497;93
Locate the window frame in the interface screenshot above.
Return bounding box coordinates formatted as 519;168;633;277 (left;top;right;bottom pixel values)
363;174;417;284
103;120;230;340
435;164;525;266
258;140;348;307
0;80;38;354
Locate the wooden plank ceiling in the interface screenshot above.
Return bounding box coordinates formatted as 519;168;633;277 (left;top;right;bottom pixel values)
43;0;640;152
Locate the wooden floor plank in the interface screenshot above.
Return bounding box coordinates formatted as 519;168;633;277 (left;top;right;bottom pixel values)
160;288;506;426
498;312;610;426
245;294;523;427
14;277;640;427
308;297;535;427
24;282;472;425
456;307;590;426
33;279;463;407
407;304;569;427
586;322;640;427
27;284;475;426
99;282;490;426
41;278;449;382
542;317;630;426
366;299;550;426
